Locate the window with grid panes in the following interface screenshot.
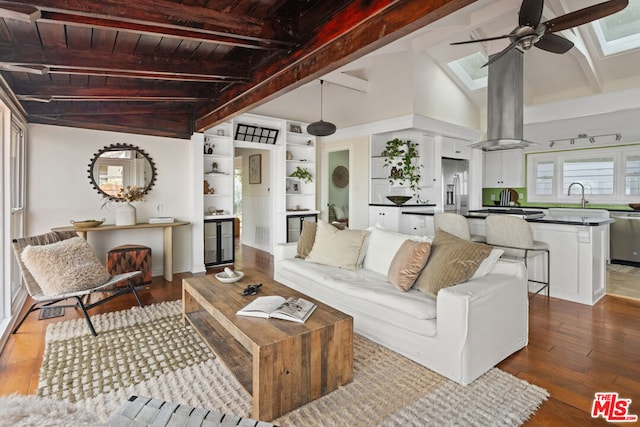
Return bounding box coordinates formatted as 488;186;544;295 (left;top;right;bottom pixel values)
625;154;640;196
562;157;614;195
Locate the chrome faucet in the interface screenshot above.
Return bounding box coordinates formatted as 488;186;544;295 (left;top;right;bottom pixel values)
568;182;587;208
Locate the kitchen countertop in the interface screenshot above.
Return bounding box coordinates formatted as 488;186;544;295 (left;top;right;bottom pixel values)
401;209;614;226
369;203;436;207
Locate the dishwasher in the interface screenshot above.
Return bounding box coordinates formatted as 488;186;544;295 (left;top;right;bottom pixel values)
610;211;640;266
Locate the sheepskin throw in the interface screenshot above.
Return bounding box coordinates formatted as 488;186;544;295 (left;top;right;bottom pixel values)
21;237;110;296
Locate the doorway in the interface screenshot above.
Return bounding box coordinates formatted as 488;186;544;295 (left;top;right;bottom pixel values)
327;150;350;226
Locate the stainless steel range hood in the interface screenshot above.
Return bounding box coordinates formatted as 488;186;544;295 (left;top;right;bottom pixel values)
469;49;537;151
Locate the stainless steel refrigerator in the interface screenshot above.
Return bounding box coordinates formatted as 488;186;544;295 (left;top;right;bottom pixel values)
442;158;469;212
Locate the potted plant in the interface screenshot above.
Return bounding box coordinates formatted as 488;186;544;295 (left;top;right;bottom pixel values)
383;138;423;202
289;166;313;183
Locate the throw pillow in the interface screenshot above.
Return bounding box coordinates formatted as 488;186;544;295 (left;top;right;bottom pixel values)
387;240;432;291
363;226;430;276
296;220;318;259
471;248;504;279
333;205;346;220
21;237;111;297
414;229;492;297
305;220;369;270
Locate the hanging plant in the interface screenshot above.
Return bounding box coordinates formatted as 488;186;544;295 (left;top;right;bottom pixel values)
383;138;423;202
289;166;313;183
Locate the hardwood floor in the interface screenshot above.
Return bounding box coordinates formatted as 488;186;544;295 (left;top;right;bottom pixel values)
1;245;638;426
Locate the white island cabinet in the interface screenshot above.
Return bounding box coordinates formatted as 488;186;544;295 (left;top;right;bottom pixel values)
528;221;608;305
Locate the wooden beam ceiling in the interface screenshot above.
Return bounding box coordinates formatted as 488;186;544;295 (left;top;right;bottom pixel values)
0;0;474;139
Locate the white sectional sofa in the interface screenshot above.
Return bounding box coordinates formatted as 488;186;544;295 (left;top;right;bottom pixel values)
274;225;529;386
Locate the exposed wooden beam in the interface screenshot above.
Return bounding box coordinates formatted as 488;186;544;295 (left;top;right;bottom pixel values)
28;113;194;139
13;81;215;100
7;0;297;46
0;42;250;80
196;0;475;130
23;101;197;116
38;11;291;51
0;2;40;22
44;67;249;83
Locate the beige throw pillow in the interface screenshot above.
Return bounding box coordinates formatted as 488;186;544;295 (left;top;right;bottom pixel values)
414;229;492;297
296;221;318;258
305;220;369;270
387;240;432;291
21;237;111;297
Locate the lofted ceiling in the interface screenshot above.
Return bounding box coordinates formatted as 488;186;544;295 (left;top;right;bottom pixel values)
256;0;640;147
0;0;476;139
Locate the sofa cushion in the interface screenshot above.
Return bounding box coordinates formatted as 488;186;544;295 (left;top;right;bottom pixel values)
305;220;369;270
21;237;110;297
387;240;432;291
363;226;430;276
296;220;317;259
414;229;492;297
278;258;438;336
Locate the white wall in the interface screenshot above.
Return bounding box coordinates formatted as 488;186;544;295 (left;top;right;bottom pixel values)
27;124;194;277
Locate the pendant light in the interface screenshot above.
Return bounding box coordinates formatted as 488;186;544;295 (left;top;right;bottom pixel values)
307;80;336;136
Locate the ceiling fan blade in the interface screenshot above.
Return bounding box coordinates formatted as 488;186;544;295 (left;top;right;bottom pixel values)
482;40;519;67
450;35;511;45
544;0;628;34
519;0;544;28
534;33;574;53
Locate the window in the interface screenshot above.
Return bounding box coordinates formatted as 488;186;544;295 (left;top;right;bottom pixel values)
592;2;640;56
527;145;640;203
625;154;640;196
447;52;488;91
534;160;554;196
562;157;614;195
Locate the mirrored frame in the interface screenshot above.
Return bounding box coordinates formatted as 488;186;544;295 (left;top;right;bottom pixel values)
88;143;157;201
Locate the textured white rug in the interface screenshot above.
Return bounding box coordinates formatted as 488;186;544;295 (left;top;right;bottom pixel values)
37;300;549;426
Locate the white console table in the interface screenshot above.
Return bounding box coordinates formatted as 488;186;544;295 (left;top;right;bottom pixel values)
52;221;190;281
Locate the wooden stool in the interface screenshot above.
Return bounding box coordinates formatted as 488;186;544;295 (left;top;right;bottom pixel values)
107;244;152;287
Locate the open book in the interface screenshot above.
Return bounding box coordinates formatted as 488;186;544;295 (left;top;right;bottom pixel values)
236;295;317;323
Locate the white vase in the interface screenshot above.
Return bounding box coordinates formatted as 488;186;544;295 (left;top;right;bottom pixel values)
115;203;136;226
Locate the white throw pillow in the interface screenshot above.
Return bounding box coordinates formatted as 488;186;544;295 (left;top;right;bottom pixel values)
333;205;346;220
362;226;430;276
305;220;369;270
471;248;504;279
21;237;110;296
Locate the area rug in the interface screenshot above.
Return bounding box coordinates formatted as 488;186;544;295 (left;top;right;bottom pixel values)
37;300;549;426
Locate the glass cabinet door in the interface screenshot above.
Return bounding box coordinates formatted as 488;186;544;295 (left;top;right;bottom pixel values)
286;214;317;243
204;218;235;266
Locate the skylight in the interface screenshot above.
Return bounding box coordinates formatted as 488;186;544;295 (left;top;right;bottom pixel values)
447;52;488;91
592;1;640;56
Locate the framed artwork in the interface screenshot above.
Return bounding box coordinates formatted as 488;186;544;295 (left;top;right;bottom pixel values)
249;154;261;184
289;124;302;133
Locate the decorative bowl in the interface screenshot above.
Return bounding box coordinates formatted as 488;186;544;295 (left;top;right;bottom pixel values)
215;270;244;284
70;218;105;228
386;196;412;206
629;203;640;211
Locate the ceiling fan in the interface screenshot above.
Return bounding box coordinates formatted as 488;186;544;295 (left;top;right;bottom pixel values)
451;0;629;66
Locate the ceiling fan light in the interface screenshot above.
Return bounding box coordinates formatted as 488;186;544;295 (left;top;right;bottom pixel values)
307;120;336;136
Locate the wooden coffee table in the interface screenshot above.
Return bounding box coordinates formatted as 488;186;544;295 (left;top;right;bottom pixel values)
182;269;353;421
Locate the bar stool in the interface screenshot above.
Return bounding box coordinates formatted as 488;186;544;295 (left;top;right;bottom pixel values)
485;215;549;298
434;212;486;242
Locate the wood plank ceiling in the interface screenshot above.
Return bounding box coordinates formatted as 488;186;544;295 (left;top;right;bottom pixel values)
0;0;473;139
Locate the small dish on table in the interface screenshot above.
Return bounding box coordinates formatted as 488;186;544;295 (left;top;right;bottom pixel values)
215;270;244;283
70;218;105;228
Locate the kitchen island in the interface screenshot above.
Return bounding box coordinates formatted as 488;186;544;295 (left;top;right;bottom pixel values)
400;209;613;306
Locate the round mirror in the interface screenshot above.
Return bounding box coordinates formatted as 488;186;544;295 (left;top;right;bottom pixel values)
88;144;157;201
